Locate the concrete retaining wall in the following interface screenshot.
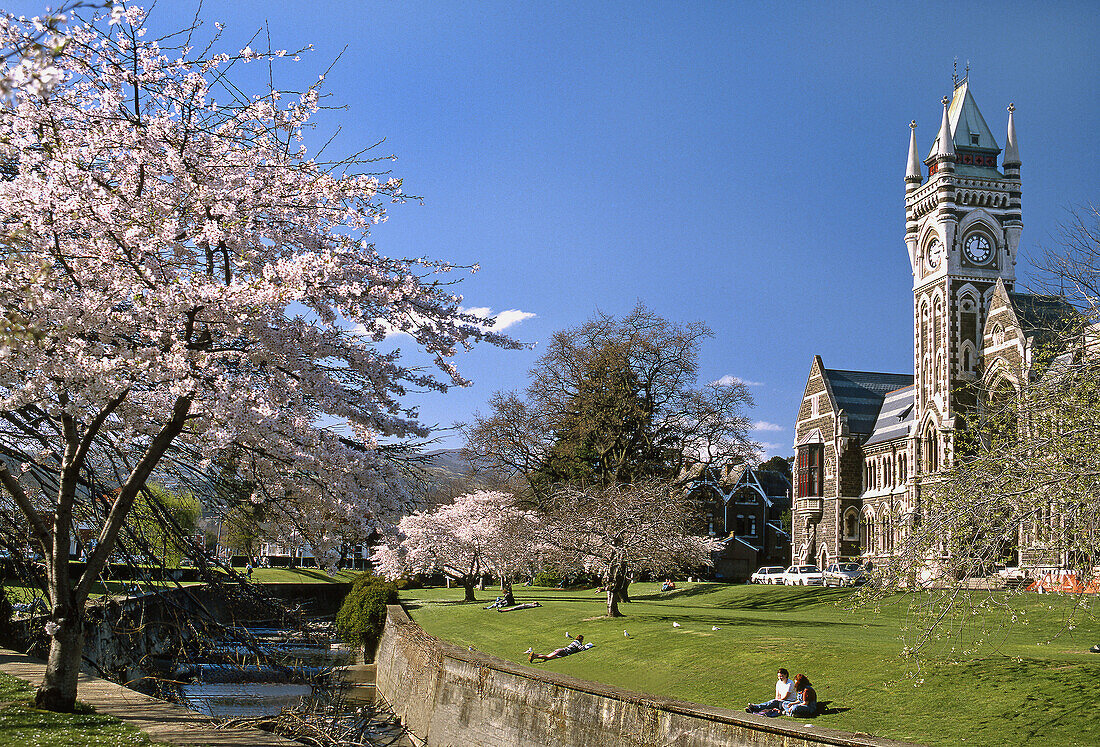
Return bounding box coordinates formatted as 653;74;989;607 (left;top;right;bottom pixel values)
375;605;921;747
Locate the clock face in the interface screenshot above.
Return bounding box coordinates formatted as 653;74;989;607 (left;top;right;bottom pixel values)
927;239;942;270
965;234;992;264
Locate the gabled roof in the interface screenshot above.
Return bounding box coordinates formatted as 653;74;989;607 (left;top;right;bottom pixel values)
927;79;999;158
865;385;916;446
822;369;914;435
926;79;1003;178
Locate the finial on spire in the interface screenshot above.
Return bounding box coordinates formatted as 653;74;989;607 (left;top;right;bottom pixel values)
952;58;958;87
1004;102;1020;167
906;120;921;181
936;96;955;160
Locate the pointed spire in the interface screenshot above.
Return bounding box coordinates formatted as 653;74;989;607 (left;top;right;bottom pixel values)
936;96;955;159
1003;103;1020;167
906;120;921;182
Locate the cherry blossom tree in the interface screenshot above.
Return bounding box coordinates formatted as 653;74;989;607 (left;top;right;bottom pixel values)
0;4;84;100
372;491;535;601
538;481;720;617
0;6;517;711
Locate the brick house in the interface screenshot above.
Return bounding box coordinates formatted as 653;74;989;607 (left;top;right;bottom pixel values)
688;463;791;580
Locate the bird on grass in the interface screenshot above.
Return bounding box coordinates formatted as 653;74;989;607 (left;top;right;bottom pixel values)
623;630;630;638
712;626;720;631
672;622;681;628
524;647;533;654
565;631;572;638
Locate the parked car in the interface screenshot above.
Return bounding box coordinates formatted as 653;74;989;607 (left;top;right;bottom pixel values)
750;566;787;584
823;562;866;587
782;565;823;586
994;566;1030;587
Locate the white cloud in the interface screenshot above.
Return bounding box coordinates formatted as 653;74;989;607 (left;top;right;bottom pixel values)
752;421;784;432
714;375;764;387
461;307;536;332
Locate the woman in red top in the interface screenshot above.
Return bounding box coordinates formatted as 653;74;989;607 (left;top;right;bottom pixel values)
782;674;817;717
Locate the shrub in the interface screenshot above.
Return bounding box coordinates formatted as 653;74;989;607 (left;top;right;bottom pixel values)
532;571;561;587
335;573;398;660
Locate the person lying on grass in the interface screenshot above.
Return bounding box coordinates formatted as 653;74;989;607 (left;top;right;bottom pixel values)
746;668;797;714
498;601;541;612
527;634;593;662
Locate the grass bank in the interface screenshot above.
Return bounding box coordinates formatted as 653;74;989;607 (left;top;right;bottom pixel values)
400;582;1099;747
0;672;165;746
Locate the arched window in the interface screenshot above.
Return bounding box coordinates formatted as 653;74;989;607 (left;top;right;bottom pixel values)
843;508;859;540
860;510;875;555
924;425;939;473
992;323;1005;346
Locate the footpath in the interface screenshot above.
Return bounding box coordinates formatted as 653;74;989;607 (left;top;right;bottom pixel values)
0;647;297;746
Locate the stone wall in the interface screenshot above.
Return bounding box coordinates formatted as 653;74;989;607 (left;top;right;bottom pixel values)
375;605;922;747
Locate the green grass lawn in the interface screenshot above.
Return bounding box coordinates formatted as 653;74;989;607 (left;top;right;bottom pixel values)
0;672;166;746
3;567;355;607
248;567;357;584
400;582;1100;747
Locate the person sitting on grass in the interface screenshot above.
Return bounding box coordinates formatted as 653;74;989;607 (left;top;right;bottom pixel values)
527;634;592;662
661;578;676;591
485;589;517;609
747;668;797;714
782;674;817;718
498;601;541;612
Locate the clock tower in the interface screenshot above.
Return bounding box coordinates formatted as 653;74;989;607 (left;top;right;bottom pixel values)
903;77;1021;472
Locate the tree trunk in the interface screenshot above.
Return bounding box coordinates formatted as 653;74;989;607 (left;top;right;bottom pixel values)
34;604;84;712
606;563;625;617
616;574;632;603
462;577;477;602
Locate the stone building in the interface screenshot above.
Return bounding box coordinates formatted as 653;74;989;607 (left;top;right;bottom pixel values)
792;76;1078;570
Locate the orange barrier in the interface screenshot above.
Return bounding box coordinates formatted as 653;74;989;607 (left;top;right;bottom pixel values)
1026;571;1100;594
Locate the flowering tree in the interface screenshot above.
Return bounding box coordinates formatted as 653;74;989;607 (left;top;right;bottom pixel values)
372;491;534;601
538;481;719;617
0;6;516;711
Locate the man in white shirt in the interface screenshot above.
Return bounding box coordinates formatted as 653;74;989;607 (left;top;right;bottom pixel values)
747;668;797;713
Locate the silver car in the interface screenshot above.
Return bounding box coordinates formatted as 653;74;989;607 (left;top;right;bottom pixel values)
823;562;866;587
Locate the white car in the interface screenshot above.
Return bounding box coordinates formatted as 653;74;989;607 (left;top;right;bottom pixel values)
750;566;786;584
782;565;824;586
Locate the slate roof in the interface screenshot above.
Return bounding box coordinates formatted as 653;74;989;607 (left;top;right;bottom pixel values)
865;385;916;446
1009;293;1079;337
822;369;914;436
927;79;999;159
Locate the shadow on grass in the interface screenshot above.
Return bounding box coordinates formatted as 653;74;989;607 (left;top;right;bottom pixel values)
631;583;729;601
645;613;867;629
818;701;850;716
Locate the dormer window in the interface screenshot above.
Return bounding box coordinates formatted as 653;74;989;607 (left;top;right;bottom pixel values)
970;133;980;145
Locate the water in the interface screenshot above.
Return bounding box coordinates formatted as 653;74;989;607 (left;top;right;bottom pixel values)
181;682;315;718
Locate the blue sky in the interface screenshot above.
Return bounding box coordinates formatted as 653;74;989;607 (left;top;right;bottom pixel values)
19;1;1100;457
